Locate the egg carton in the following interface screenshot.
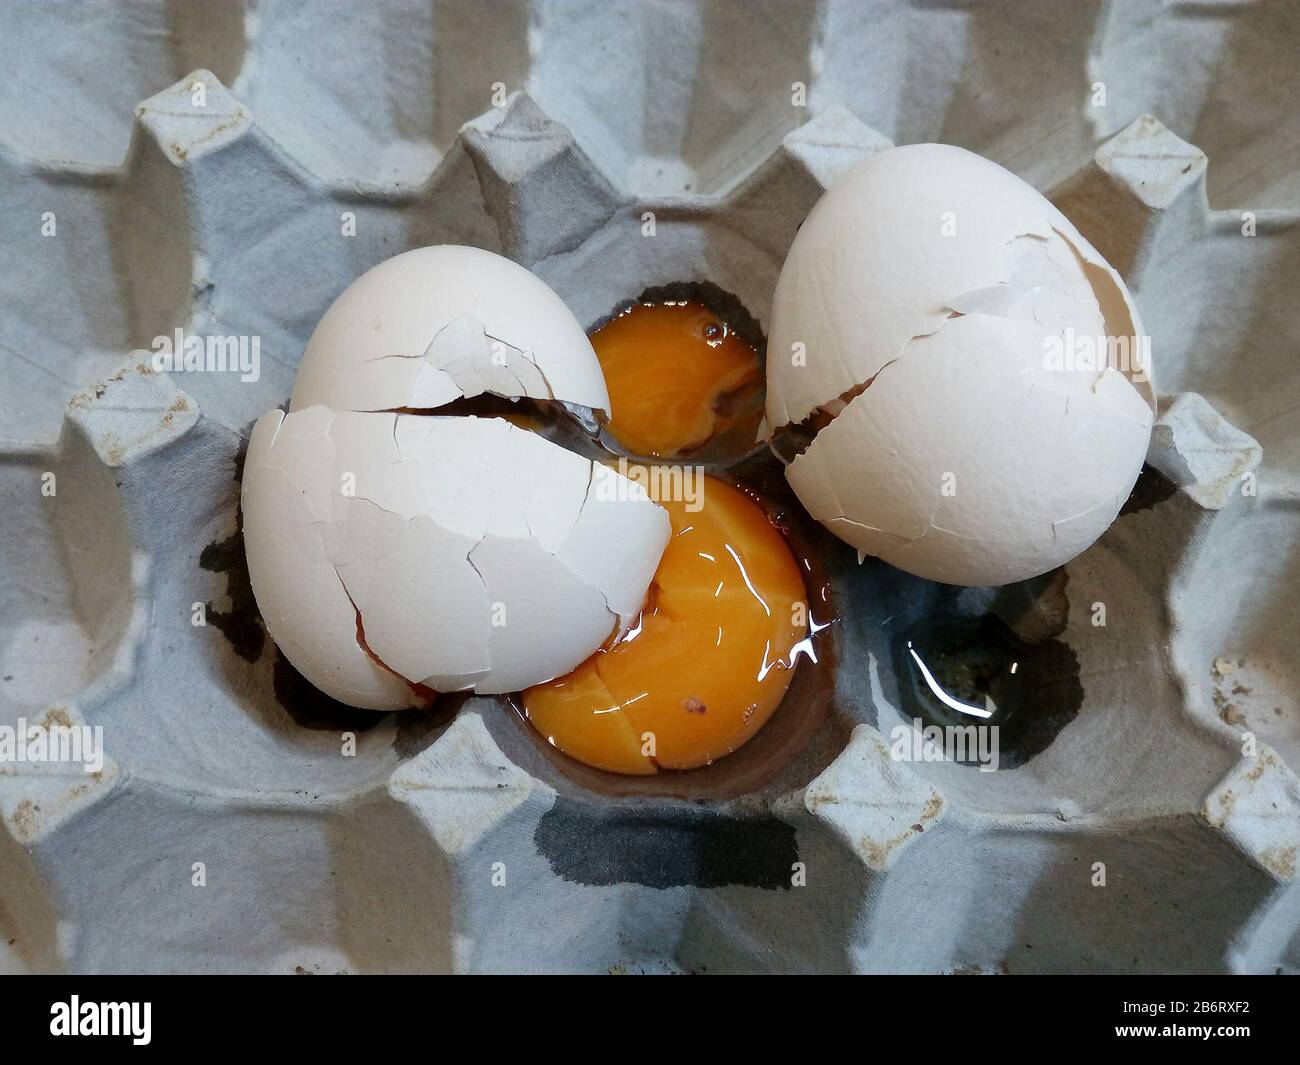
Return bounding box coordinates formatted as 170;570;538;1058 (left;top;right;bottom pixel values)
1;0;1298;974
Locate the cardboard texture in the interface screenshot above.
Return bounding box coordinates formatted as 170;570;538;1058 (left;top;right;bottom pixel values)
0;1;1297;973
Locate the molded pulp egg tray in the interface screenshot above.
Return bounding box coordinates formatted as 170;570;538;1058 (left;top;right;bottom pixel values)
1;1;1298;975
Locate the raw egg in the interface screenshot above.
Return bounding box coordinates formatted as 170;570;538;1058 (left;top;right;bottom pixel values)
521;470;808;774
591;300;763;458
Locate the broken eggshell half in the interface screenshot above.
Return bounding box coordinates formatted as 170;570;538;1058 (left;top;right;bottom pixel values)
243;245;670;709
767;144;1156;587
290;244;612;417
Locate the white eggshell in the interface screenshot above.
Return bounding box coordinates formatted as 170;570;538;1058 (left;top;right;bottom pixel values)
769;144;1155;587
289;245;611;416
242;408;670;705
787;315;1151;586
242;410;415;709
768;144;1154;429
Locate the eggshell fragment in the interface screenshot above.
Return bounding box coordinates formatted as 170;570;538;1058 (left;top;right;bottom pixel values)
768;144;1155;586
289;245;611;416
767;144;1154;431
787;314;1151;586
242;411;415;709
242;407;670;705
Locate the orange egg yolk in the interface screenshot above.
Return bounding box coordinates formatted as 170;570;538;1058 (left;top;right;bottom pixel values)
521;472;808;774
590;300;763;458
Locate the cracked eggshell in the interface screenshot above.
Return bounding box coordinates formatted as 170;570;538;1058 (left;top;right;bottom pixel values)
242;409;416;709
770;143;1155;587
766;143;1154;429
289;245;611;416
788;314;1151;586
242;407;670;705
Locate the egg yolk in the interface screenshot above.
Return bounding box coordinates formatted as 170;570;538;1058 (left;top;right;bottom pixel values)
590;301;763;457
521;472;807;774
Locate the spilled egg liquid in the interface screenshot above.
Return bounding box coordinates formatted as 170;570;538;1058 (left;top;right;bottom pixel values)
512;292;838;784
522;469;807;773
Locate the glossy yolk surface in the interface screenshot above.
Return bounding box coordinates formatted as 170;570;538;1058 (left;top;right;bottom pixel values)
590;301;762;457
522;473;807;774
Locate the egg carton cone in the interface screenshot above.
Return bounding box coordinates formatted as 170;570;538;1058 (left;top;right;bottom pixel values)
1;1;1299;975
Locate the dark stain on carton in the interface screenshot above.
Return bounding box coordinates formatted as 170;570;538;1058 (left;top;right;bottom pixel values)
199;526;265;663
869;566;1083;770
1120;464;1178;516
890;614;1082;769
271;649;389;732
535;799;797;889
199;433;265;664
392;693;470;759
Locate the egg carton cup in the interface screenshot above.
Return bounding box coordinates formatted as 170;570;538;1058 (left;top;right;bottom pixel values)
1;2;1298;974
